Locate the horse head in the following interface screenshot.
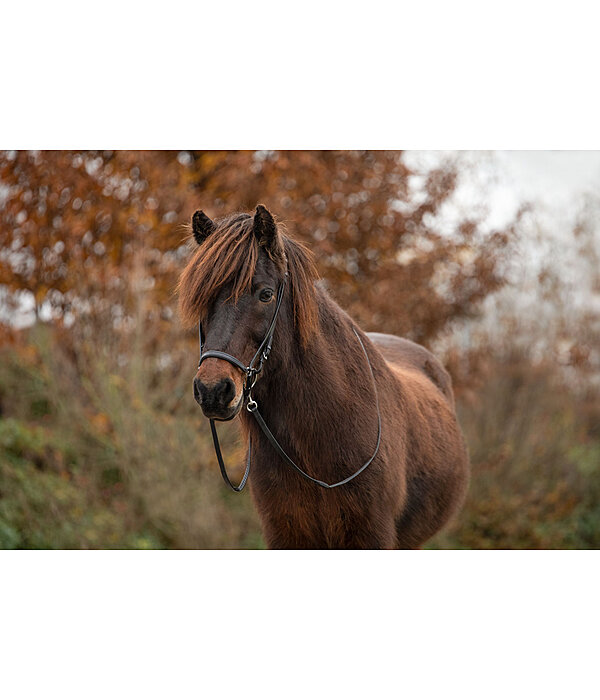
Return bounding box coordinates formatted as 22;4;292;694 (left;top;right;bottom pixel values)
181;205;289;421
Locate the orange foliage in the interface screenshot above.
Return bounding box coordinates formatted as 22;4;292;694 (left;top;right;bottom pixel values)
0;150;516;348
187;151;516;343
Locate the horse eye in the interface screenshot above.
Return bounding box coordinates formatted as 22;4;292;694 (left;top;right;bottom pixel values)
259;288;274;303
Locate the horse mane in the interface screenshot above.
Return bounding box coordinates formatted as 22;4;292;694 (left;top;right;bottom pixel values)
177;212;319;346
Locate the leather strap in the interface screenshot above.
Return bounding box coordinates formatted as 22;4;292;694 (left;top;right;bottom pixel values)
210;419;252;492
200;350;248;375
208;328;381;491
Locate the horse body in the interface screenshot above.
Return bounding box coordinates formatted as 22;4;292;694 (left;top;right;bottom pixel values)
242;287;469;549
178;205;470;549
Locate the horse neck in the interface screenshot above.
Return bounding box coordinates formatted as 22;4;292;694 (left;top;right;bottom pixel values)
243;287;382;470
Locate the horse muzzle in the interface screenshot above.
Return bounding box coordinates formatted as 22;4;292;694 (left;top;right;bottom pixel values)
193;376;244;420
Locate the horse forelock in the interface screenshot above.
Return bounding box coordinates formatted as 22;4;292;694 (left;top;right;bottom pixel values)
177;211;320;346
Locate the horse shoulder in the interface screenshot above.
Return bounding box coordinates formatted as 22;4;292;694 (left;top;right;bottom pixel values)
367;332;455;405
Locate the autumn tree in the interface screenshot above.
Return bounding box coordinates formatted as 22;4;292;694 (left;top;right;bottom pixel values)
0;150;190;327
184;150;517;344
0;150;516;351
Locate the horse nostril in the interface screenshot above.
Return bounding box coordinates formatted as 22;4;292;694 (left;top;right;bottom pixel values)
215;377;235;405
193;378;203;406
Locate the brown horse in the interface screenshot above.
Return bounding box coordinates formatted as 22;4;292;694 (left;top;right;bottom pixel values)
178;205;469;549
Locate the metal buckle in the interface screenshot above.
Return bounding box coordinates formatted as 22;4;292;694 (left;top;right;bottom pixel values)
244;368;258;392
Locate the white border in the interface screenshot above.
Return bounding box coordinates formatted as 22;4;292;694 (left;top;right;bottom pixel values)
1;552;599;699
1;1;599;148
1;2;599;698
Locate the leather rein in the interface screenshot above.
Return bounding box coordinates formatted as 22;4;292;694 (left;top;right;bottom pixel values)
197;270;382;492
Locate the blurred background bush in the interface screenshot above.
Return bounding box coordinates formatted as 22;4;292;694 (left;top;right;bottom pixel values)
0;150;598;548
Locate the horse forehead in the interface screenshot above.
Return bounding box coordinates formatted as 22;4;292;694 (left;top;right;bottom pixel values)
205;293;251;343
209;294;241;326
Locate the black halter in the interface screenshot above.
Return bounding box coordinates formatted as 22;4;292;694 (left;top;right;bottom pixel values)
198;272;289;402
197;270;382;492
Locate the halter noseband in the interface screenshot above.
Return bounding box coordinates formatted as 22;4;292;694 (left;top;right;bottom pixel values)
196;269;382;492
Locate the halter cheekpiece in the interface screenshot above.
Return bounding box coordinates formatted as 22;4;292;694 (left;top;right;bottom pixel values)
197;269;382;492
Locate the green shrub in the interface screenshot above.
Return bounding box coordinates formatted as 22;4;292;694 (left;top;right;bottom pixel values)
0;326;263;549
2;327;598;549
429;362;600;549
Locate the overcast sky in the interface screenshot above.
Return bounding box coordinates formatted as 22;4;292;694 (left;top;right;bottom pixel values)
403;151;600;334
488;150;600;225
406;150;600;233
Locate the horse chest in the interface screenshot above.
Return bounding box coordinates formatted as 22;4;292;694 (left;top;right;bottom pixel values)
251;468;374;548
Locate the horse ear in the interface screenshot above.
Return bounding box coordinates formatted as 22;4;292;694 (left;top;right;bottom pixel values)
192;210;215;245
253;204;283;258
